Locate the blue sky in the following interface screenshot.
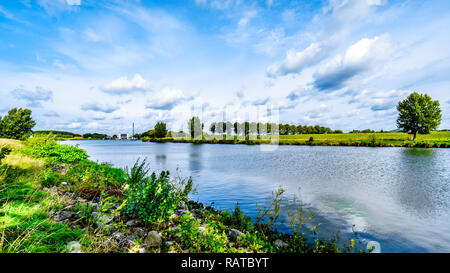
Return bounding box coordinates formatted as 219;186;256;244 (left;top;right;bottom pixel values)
1;0;449;134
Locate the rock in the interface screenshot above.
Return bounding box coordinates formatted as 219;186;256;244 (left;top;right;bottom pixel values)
126;219;141;227
105;232;130;249
104;224;117;234
275;239;288;249
144;231;162;247
198;226;207;235
166;241;175;246
175;209;189;216
95;214;113;227
228;229;243;241
54;211;76;222
138;248;148;253
67;241;82;253
178;202;189;210
92;211;99;219
129;228;146;241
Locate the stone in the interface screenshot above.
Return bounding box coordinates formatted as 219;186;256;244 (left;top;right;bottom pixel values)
105;224;117;234
138;248;148;253
228;228;243;241
144;231;162;247
67;241;82;253
129;228;147;241
198;226;207;235
275;239;288;249
54;211;76;222
175;209;189;216
126;219;141;227
108;232;130;249
178;202;189;210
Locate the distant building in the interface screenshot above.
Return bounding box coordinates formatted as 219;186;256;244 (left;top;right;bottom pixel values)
74;136;83;139
118;133;129;140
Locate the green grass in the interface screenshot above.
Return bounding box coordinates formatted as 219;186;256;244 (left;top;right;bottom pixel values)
145;131;450;148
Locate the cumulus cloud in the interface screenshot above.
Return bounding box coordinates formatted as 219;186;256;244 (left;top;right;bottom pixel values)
267;43;322;78
66;0;81;5
43;111;60;117
145;88;187;110
238;10;257;27
101;74;150;95
312;35;392;91
67;122;81;129
252;97;270;106
83;28;101;42
11;86;53;107
81;102;119;113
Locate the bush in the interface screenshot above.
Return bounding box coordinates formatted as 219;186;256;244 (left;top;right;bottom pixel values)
28;142;88;165
64;160;126;198
41;171;62;187
0;147;12;164
122;158;193;224
179;212;228;253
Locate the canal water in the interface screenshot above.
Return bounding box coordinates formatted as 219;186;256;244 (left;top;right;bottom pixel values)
63;140;450;252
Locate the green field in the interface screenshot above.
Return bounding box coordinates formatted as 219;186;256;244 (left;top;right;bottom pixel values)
147;131;450;148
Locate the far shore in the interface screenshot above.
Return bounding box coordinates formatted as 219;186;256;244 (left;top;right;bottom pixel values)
61;131;450;149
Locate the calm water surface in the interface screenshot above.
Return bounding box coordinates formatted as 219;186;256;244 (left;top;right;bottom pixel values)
62;140;450;253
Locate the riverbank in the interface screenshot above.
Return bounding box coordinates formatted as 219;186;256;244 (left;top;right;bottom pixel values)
140;131;450;148
0;137;362;253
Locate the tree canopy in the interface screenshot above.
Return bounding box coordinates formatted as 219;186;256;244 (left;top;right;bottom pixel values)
0;108;36;140
154;122;168;138
397;92;442;139
188;116;202;139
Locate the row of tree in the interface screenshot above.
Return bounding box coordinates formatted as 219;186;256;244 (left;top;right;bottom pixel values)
207;121;342;136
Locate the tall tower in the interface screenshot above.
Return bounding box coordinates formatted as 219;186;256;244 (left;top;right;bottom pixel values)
132;122;135;138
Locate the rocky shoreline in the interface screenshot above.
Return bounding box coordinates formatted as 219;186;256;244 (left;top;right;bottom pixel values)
44;180;271;253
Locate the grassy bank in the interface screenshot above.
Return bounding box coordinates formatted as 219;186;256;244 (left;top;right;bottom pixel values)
141;131;450;148
0;136;363;253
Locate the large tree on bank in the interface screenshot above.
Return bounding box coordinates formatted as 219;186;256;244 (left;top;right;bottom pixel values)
396;92;442;140
188;116;202;139
154;122;168;138
0;108;36;140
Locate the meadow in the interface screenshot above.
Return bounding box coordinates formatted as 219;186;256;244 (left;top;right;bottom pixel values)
147;131;450;148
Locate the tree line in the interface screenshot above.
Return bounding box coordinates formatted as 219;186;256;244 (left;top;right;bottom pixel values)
207;121;342;136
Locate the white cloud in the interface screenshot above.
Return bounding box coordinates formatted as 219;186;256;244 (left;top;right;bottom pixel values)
267;43;322;78
238;10;257;27
66;0;81;6
81;102;119;113
83;28;101;42
67;122;81;129
11;86;53;107
145;88;187;110
101;74;150;95
312;35;392;91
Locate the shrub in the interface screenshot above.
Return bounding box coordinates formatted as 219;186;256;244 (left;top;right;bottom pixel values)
41;171;62;187
28;142;88;165
64;160;126;198
122;158;193;224
0;147;12;164
179;212;228;253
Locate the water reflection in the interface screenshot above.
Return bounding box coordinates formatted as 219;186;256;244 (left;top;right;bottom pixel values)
188;144;203;172
153;143;168;167
403;148;436;157
397;148;440;216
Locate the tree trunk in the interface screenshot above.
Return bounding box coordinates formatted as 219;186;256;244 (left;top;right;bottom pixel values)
413;131;417;140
